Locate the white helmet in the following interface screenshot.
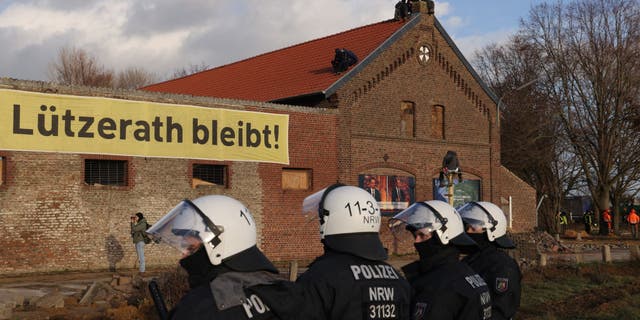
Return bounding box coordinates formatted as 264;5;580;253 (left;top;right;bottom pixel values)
389;200;475;246
146;195;276;272
302;184;387;260
458;201;515;248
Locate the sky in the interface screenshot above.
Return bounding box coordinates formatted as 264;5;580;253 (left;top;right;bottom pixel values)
0;0;547;83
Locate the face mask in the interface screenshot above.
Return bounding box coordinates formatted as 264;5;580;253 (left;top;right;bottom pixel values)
467;232;490;248
179;245;220;288
413;236;445;260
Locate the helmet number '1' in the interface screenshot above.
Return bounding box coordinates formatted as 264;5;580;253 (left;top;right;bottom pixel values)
344;201;377;217
240;209;251;225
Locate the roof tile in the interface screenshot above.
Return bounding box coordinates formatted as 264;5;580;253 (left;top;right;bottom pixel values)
143;19;406;102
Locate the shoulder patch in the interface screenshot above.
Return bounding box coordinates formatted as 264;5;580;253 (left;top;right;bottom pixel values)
414;302;428;319
495;277;509;293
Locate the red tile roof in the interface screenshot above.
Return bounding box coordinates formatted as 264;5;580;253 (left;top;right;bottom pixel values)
143;19;408;102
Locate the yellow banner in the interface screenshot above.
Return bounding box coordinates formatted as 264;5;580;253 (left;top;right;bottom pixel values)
0;89;289;164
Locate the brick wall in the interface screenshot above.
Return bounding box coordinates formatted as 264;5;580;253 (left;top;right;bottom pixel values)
0;11;537;274
329;13;536;254
0;80;337;274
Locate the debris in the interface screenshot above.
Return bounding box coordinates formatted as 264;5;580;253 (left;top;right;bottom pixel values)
34;290;64;308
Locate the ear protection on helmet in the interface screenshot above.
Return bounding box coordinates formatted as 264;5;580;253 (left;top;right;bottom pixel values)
183;199;223;248
318;183;345;225
471;201;499;233
390;200;475;246
458;201;515;248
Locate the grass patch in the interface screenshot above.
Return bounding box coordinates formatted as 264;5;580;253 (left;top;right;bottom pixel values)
517;261;640;320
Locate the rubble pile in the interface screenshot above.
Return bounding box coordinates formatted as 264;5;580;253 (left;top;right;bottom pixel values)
4;273;155;320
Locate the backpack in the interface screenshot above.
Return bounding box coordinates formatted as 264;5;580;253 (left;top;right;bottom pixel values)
143;233;152;244
143;222;153;244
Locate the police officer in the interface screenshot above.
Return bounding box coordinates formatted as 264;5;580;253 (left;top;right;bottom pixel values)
389;200;492;320
253;183;411;319
458;201;522;320
146;195;282;319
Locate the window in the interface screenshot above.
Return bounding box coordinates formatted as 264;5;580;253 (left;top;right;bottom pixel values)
84;159;128;186
0;156;4;186
282;168;312;190
400;101;415;138
431;105;445;139
192;164;226;188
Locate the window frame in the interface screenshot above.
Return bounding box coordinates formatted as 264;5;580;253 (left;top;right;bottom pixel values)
191;163;228;188
282;168;312;191
83;158;130;187
400;101;416;138
0;154;5;187
431;105;445;140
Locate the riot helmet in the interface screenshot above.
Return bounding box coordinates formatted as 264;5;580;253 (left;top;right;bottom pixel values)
146;195;276;272
389;200;475;246
302;184;387;260
458;201;515;248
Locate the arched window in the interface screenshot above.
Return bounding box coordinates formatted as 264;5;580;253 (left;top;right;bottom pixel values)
431;105;445;139
400;101;415;138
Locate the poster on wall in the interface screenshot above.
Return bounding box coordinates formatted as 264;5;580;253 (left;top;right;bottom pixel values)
433;179;481;208
359;174;415;215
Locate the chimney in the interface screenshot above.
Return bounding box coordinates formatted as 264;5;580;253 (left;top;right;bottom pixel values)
412;0;435;15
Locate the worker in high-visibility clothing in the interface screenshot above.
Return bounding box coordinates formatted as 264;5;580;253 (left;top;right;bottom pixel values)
627;208;639;239
603;209;613;235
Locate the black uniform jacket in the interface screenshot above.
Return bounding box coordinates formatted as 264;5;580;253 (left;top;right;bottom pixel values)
402;249;492;320
463;244;522;320
170;271;281;320
251;250;412;320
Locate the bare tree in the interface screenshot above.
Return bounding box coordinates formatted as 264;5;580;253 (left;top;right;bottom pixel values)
474;35;580;232
521;0;640;234
115;67;158;90
170;62;210;79
48;46;114;87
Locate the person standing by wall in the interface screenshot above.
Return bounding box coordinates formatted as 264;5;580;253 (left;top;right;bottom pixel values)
130;212;148;275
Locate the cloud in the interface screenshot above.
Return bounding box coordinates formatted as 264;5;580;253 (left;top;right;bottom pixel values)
444;16;465;28
0;0;519;82
453;28;516;60
435;2;451;16
0;0;396;81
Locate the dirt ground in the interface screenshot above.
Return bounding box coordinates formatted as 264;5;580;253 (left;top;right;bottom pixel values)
3;232;640;320
517;260;640;320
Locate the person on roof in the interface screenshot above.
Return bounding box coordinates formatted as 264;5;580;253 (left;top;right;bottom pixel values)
395;0;410;21
331;48;358;74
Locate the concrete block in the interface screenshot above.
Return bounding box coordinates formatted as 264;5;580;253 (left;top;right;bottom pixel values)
34;291;65;308
0;302;13;320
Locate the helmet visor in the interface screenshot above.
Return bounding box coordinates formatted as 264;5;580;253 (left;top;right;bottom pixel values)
388;202;443;237
458;202;489;229
146;200;222;258
302;187;328;216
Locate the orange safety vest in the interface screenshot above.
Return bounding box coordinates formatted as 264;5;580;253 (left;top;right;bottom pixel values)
603;212;612;222
628;212;640;224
